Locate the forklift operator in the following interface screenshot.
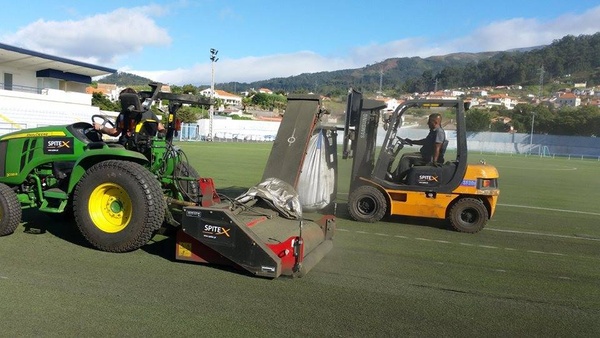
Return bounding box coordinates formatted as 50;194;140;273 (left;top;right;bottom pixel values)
397;113;446;179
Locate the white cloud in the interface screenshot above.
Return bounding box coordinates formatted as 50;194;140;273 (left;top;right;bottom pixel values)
3;4;600;85
446;6;600;52
145;5;600;85
3;5;171;64
348;37;447;64
129;51;355;85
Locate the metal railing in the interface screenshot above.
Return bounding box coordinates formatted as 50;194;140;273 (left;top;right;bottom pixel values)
0;82;44;94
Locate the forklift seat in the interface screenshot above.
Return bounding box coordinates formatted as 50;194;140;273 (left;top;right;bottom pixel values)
396;139;450;184
438;139;449;164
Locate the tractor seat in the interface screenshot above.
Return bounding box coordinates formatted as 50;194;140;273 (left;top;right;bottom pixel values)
135;120;159;138
119;92;146;114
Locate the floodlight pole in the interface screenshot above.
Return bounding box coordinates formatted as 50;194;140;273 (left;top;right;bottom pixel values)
209;48;219;141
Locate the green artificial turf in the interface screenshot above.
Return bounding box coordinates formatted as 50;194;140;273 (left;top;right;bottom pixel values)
1;142;599;337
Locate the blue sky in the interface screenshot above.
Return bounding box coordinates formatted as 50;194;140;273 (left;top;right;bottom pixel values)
1;0;600;85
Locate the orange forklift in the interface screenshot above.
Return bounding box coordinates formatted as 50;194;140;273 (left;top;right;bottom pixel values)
343;89;499;233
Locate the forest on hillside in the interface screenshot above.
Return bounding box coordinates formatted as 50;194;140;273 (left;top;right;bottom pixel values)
97;33;600;136
219;33;600;97
100;33;600;98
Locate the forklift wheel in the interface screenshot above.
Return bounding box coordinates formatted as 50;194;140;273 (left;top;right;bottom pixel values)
448;198;488;233
348;185;387;223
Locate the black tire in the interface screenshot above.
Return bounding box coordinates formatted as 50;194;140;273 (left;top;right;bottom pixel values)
73;160;166;252
448;197;489;233
0;183;22;236
174;161;201;202
347;185;387;223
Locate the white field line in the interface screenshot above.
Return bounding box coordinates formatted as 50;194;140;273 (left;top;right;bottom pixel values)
485;227;600;242
498;203;600;216
495;166;578;171
338;228;577;258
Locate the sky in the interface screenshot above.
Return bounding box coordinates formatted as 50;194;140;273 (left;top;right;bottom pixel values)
1;0;600;86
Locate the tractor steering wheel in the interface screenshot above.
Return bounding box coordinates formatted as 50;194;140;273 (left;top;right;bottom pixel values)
86;114;117;142
92;114;116;129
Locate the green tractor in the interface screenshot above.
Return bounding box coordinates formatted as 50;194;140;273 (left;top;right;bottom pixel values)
0;85;335;278
0;83;208;252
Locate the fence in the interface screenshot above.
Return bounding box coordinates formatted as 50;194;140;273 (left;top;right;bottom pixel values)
178;120;600;160
178;120;279;142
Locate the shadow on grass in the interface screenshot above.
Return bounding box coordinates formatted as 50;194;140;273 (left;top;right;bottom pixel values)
21;209;91;248
141;235;258;278
334;202;451;232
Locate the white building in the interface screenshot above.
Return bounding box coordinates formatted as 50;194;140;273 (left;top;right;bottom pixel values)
486;94;518;110
556;92;581;107
199;88;243;109
0;42;115;135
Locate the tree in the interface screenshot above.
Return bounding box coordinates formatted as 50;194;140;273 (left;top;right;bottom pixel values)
91;92;119;111
181;84;198;95
465;109;491;132
176;106;206;123
250;92;287;110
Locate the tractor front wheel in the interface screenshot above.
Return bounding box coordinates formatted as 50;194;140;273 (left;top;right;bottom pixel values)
0;183;22;236
448;197;488;233
348;185;387;223
73;160;166;252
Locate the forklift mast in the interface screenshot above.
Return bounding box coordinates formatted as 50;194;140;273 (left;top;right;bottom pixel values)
343;89;387;192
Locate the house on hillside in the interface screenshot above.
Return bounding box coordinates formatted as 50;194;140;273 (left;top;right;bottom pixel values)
486;93;518;110
556;92;581;107
199;88;243;110
0;42;116;135
199;88;242;106
87;83;119;101
425;90;461;100
383;97;401;113
87;83;172;101
470;89;488;97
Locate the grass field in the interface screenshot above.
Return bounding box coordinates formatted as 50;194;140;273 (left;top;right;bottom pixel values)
1;142;599;337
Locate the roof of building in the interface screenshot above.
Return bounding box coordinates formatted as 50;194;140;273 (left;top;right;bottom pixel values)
0;42;116;77
559;92;577;99
215;89;241;98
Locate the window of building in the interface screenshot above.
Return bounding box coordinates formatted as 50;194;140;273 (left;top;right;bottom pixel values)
3;73;13;90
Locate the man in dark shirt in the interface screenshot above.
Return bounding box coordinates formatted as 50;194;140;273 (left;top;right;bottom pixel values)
94;88;165;145
397;113;446;180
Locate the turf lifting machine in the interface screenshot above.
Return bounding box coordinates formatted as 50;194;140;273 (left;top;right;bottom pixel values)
0;84;336;278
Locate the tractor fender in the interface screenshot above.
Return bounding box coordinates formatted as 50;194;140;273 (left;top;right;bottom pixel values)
67;148;149;193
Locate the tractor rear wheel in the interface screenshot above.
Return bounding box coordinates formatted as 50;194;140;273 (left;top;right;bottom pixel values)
448;197;488;233
348;185;387;223
0;183;22;236
73;160;166;252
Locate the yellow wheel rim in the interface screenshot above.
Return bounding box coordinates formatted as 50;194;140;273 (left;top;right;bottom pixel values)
88;183;132;233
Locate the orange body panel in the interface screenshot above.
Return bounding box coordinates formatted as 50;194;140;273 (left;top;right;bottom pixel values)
382;163;500;220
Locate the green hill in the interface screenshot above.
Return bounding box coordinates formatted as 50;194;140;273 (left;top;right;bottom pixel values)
99;71;154;86
100;33;600;98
